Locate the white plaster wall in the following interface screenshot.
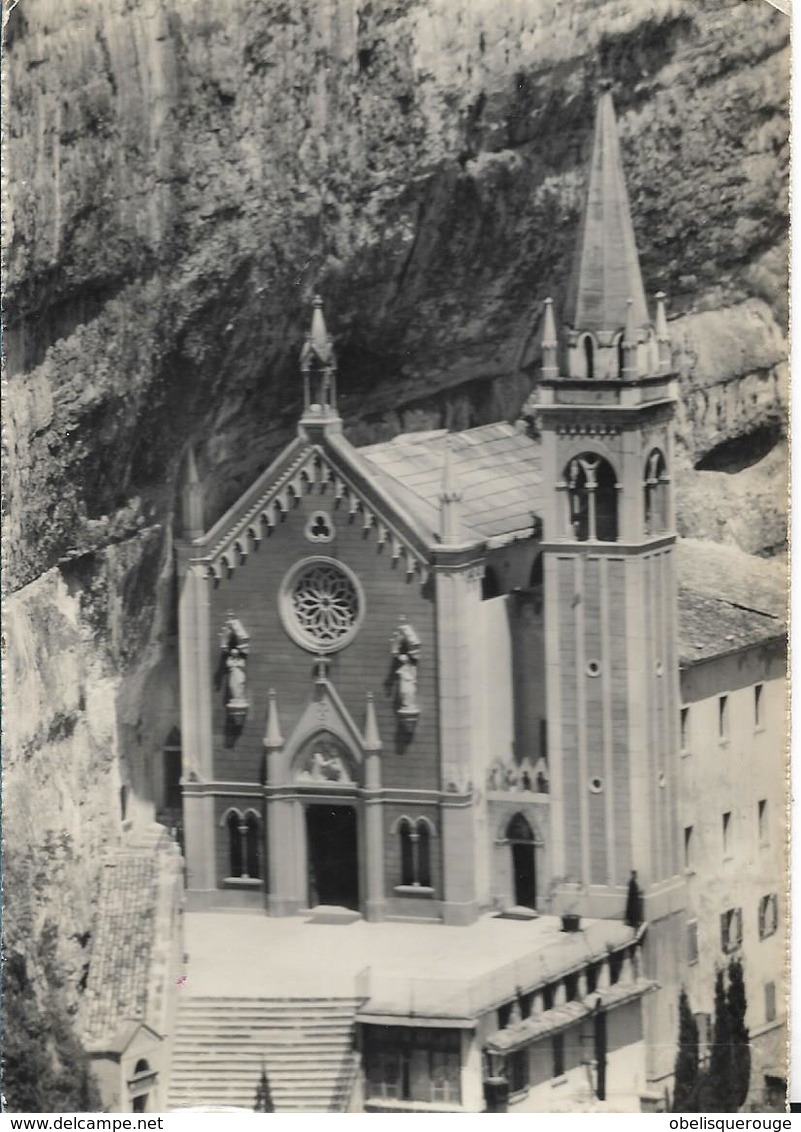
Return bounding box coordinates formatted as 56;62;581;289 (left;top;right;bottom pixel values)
679;660;787;1077
473;595;515;906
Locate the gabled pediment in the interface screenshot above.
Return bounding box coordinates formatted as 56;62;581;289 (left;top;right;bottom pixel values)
180;433;436;585
274;677;380;786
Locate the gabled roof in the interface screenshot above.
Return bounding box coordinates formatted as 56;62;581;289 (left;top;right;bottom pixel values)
564;87;650;336
101;1021;162;1058
81;852;157;1047
81;826;179;1051
181;433;435;582
359;423;542;547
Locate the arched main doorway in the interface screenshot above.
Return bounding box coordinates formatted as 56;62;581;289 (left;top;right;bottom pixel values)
507;813;537;909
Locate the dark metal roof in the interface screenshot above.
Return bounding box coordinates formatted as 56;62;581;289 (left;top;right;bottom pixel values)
359;422;543;545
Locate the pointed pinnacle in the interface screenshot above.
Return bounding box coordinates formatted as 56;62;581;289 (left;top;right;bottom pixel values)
363;692;382;752
263;688;283;750
185;446;200;485
310;295;333;362
440;442;462;503
655;291;669;340
542;297;558;348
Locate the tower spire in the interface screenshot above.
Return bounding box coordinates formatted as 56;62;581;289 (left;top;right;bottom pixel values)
181;447;205;540
565;83;649;338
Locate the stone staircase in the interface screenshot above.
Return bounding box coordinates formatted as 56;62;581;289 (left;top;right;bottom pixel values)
166;996;361;1112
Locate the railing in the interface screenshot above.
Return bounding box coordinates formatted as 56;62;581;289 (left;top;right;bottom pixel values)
355;932;639;1022
356;952;552;1020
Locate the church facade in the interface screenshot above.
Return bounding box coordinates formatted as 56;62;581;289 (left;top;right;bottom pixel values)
171;88;785;1108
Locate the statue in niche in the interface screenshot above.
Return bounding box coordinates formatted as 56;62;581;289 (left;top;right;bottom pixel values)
391;616;421;725
486;755;549;794
215;613;250;728
294;732;354;784
226;648;248;708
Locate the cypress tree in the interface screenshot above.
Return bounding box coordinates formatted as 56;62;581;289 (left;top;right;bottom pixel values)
701;967;733;1112
672;988;700;1112
727;958;751;1111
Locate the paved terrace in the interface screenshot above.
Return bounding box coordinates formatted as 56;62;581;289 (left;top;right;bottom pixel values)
182;910;636;1019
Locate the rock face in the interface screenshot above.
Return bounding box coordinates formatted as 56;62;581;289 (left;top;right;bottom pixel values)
3;0;789;1004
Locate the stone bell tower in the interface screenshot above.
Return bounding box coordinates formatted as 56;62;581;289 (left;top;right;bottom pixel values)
537;84;685;1084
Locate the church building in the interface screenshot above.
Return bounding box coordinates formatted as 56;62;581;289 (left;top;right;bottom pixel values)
169;87;784;1111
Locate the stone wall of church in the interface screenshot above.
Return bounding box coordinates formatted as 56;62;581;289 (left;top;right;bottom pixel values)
206;491;440;793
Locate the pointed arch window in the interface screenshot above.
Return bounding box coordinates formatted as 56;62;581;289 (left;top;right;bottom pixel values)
227;810;243;878
245;812;261;879
418;821;432;888
582;335;595;381
616;333;625;379
506;813;537;910
399;819;415;886
395;817;435;890
644;449;669;535
564;455;618;542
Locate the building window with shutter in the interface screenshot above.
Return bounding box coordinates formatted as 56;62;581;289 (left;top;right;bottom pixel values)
718;695;729;741
684;825;694;872
552;1034;565;1078
754;684;764;728
680;706;690;753
720;907;743;953
364;1027;461;1105
758;893;778;940
507;1049;529;1095
758;799;769;846
687;919;699;965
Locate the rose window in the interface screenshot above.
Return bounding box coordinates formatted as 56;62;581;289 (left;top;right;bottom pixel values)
279;557;364;653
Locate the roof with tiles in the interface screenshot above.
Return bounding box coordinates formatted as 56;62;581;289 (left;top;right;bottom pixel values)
486;978;657;1053
359;422;542;545
676;539;786;664
80;830;174;1049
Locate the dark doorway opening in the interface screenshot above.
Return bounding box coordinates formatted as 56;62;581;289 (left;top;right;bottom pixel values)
306;805;359;910
507;813;537;909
